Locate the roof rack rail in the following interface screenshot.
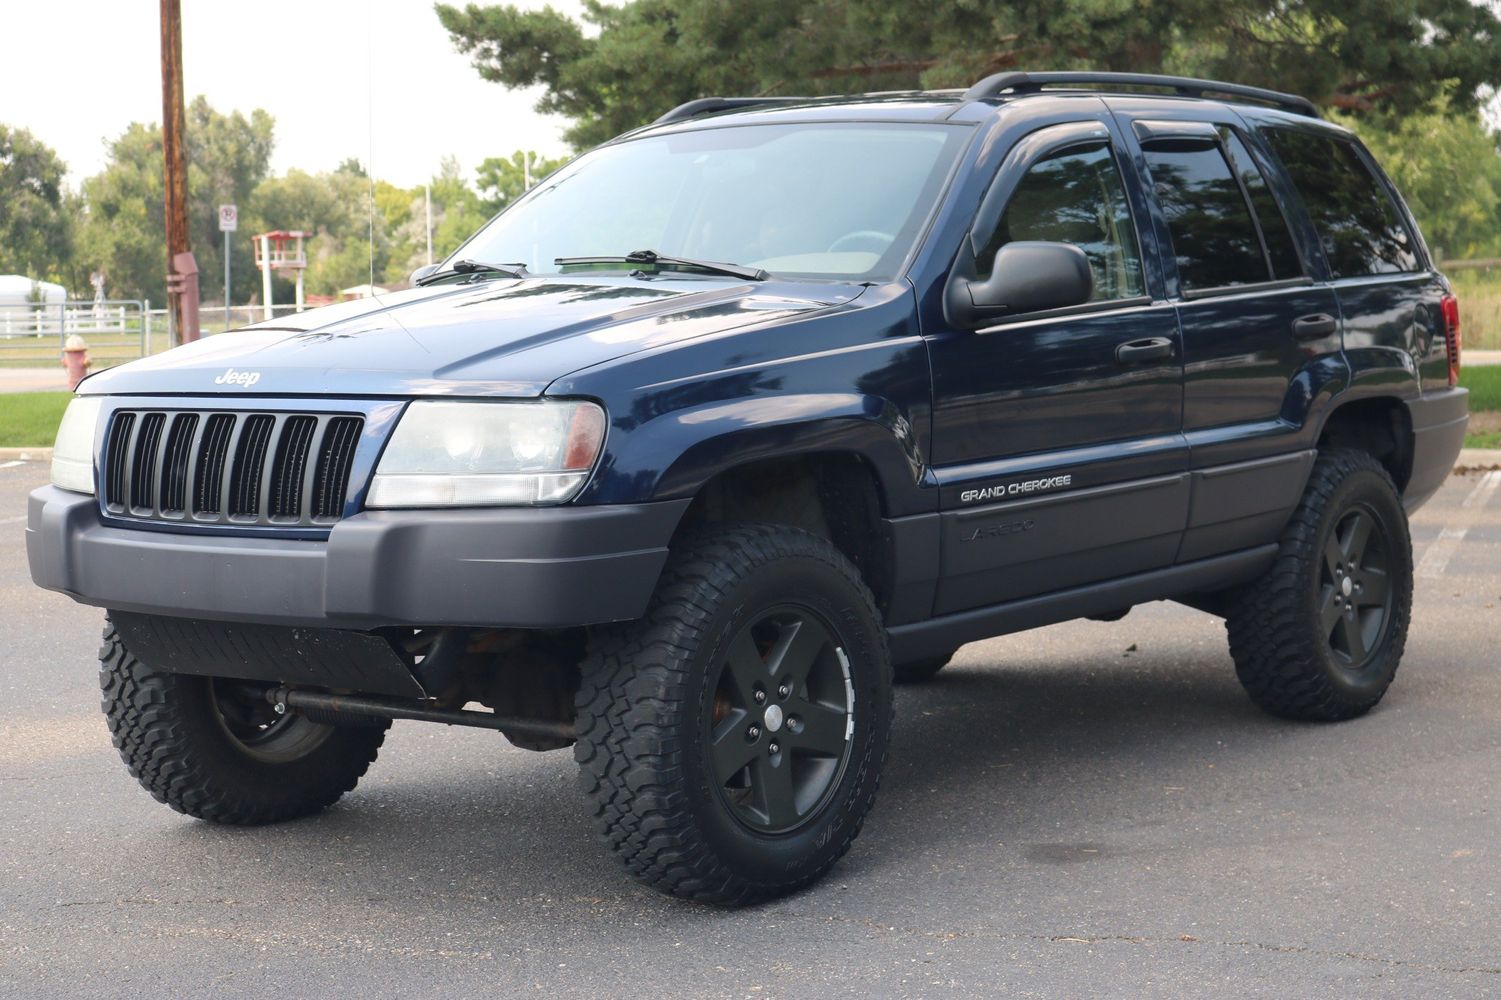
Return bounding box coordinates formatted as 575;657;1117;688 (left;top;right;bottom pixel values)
651;96;816;127
961;71;1318;118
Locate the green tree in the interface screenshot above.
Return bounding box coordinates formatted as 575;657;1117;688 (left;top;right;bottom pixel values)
1338;105;1501;261
437;0;1501;149
0;125;73;286
78;98;274;303
476;149;568;213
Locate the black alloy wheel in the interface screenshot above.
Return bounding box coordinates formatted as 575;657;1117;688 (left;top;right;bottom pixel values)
708;607;854;834
1319;504;1395;670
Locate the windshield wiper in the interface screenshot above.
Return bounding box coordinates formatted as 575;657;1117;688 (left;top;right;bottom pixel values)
554;249;768;281
416;259;527;285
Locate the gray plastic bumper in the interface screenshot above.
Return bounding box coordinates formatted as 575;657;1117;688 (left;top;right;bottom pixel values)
27;486;690;628
1404;387;1469;512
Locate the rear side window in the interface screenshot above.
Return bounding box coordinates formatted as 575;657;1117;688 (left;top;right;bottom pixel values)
1218;129;1303;280
1263;128;1417;277
984;142;1145;301
1141;140;1267;291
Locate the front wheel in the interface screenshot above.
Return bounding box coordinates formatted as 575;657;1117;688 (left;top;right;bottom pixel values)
99;620;388;825
574;524;893;905
1225;449;1413;721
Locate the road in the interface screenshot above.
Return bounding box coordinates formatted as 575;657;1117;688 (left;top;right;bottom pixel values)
2;463;1499;999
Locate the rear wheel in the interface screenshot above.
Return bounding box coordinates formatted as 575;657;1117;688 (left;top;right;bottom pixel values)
574;524;892;905
1225;450;1412;721
99;619;388;825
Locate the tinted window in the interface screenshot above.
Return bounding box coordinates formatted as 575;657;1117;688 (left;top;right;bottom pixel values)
1219;128;1303;280
1142;140;1267;291
1263;128;1417;277
984;142;1144;301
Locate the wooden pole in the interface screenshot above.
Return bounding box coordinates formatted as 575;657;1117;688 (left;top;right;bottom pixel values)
160;0;190;343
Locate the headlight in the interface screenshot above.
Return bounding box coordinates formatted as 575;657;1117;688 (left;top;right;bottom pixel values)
366;400;606;507
50;396;103;495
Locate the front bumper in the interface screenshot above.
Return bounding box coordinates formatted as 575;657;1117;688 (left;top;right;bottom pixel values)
27;486;690;629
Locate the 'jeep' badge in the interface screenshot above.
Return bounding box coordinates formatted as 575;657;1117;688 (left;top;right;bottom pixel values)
214;368;262;387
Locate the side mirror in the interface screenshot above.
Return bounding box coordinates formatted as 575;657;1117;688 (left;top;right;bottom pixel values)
947;241;1094;328
409;263;441;286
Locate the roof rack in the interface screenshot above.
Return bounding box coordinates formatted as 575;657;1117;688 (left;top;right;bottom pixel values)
651;96;816;127
961;71;1319;118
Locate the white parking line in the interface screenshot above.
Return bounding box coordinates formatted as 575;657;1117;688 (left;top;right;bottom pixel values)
1417;470;1501;578
0;460;25;469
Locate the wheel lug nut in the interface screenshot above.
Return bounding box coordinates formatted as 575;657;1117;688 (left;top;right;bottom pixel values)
753;689;766;704
747;725;760;740
1334;596;1342;605
777;683;791;699
768;742;779;755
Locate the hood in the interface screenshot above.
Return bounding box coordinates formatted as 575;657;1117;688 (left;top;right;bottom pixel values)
83;274;866;398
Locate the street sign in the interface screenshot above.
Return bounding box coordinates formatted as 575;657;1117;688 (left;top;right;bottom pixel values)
218;204;238;232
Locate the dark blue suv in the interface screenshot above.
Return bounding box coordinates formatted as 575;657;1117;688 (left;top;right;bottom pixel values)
27;72;1469;904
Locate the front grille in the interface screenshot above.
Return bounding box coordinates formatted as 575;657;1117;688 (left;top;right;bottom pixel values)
102;409;364;527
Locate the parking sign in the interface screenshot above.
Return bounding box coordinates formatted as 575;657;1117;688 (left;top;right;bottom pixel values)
218;204;238;232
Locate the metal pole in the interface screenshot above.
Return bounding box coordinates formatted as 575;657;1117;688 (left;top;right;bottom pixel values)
424;183;433;265
223;230;230;333
160;0;190;344
261;235;273;322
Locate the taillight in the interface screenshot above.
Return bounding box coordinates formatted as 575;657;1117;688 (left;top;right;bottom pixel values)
1441;293;1461;387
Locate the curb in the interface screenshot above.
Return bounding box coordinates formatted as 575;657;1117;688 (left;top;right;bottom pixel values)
0;447;52;461
1456;448;1501;470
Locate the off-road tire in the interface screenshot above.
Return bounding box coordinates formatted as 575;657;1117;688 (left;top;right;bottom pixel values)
893;651;955;684
99;619;388;825
1225;449;1413;721
574;524;893;905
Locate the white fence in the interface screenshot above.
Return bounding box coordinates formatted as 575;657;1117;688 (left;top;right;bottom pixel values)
0;301;314;367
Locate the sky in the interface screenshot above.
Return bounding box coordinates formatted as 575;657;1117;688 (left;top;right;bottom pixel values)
0;0;587;190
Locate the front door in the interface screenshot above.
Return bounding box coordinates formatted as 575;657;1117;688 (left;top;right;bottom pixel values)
925;118;1187;616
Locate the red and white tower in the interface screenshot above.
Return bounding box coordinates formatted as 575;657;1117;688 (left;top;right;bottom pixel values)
252;230;310;320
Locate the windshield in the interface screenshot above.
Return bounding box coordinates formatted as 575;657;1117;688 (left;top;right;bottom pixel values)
451;122;970;281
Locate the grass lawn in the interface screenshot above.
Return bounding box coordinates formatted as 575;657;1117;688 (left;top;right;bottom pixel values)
0;392;72;448
1461;366;1501;448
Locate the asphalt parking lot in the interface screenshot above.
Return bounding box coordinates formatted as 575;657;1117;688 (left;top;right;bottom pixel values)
2;460;1499;999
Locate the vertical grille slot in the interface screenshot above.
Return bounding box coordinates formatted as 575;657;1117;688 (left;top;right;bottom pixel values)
104;412;136;511
103;407;363;529
158;413;199;515
269;416;318;519
193;413;236;515
312;417;363;519
228;415;275;517
129;413;166;512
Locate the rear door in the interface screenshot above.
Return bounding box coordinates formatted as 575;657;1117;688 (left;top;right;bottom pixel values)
925;116;1188;616
1115;109;1340;560
1254;125;1443;390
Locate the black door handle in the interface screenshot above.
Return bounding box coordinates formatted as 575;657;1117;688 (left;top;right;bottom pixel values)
1115;337;1175;364
1292;313;1338;340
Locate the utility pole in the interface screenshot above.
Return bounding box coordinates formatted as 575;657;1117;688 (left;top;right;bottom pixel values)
160;0;197;343
424;182;433;265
